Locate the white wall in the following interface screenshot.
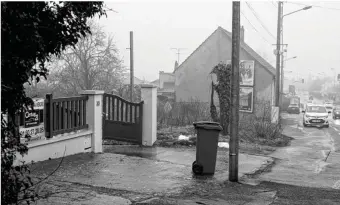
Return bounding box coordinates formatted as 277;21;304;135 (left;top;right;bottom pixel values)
15;131;93;165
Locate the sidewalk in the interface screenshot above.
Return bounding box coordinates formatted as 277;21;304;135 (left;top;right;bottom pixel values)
30;146;272;204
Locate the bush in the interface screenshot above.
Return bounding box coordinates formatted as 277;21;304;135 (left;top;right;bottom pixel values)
157;98;212;128
239;99;284;146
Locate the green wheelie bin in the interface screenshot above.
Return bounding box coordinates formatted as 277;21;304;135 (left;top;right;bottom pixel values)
192;121;223;175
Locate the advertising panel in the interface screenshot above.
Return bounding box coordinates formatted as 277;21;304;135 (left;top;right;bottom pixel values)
226;60;255;86
20;98;46;144
239;87;253;113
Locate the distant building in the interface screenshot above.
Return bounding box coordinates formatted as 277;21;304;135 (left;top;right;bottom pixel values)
152;61;178;101
157;71;175;101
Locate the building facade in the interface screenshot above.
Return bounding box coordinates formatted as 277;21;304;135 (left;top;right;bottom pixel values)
174;26;276;115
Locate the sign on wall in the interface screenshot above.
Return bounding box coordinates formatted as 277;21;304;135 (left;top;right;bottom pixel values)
227;60;255;86
239;87;253;113
20;98;46;144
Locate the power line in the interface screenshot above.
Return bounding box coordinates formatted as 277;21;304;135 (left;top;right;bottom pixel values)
287;2;340;11
240;10;272;45
245;2;276;40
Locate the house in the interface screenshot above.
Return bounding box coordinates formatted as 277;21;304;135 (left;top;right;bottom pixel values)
157;71;176;101
152;61;178;101
174;26;276;115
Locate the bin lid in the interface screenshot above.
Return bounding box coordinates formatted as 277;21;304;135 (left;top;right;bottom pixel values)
193;121;223;131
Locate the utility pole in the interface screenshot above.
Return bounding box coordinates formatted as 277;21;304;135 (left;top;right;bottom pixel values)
129;31;134;102
171;48;186;64
280;3;285;106
275;1;283;107
229;1;240;182
280;45;287;102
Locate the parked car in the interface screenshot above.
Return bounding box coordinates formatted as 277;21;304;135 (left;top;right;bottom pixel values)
333;106;340;119
287;104;300;114
302;105;329;128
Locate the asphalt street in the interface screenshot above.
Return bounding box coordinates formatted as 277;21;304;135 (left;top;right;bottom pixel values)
259;111;340;190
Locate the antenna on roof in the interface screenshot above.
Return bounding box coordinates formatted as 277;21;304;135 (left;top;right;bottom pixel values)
171;48;187;64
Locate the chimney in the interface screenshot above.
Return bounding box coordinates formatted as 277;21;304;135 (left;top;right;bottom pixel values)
174;61;179;70
240;26;244;43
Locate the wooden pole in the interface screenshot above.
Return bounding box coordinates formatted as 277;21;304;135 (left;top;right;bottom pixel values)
130;31;134;102
229;1;240;182
275;2;283;106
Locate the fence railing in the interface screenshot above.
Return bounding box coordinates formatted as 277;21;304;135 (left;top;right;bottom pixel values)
45;94;89;138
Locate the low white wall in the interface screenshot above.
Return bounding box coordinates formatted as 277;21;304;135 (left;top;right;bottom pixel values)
15;130;93;165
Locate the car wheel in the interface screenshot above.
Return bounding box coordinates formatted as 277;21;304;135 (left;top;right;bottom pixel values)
303;122;307;127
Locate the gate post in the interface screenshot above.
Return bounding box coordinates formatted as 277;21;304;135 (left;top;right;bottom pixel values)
141;84;157;146
79;90;104;153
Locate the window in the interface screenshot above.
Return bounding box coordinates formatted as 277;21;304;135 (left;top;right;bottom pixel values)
306;106;326;113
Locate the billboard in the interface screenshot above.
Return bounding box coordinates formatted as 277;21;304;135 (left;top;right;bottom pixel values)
227;60;255;86
239;87;253;113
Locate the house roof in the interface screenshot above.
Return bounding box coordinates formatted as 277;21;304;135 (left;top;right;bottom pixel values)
220;27;276;76
174;26;276;77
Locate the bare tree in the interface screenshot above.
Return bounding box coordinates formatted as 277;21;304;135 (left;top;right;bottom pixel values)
50;20;126;96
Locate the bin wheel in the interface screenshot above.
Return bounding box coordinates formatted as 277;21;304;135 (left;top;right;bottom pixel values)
192;161;203;175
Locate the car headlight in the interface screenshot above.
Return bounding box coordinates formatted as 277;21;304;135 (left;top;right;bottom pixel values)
305;115;311;118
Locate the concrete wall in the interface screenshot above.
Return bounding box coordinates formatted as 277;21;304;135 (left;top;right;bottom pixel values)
14;90;104;165
15;130;93;165
175;27;274;114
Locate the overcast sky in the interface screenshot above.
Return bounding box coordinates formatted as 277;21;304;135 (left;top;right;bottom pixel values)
97;1;340;82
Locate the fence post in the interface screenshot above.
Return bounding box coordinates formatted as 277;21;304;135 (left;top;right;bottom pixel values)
45;94;53;138
79;90;104;153
140;84;157;146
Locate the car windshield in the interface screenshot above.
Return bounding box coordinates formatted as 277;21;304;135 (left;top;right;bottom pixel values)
306;106;327;113
290;104;298;107
326;106;332;109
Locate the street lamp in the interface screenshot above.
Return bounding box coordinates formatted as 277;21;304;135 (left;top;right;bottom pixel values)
282;6;312;18
284;56;297;61
280;4;312;106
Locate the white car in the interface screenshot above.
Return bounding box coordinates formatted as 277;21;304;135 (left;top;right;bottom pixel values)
302;105;329;128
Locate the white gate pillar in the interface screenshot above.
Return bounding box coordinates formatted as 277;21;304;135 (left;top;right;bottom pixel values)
140;84;157;146
79;90;104;153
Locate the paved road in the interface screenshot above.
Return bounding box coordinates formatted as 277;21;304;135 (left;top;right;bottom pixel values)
259;112;340;190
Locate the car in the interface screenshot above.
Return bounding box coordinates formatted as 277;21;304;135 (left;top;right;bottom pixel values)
287;104;300;114
333;107;340;119
324;104;333;114
302;105;329;128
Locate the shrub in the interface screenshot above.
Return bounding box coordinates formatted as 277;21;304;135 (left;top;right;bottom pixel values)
238;99;284;146
157;98;212;128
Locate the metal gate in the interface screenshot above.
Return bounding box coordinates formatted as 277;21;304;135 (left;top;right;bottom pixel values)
103;93;143;144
